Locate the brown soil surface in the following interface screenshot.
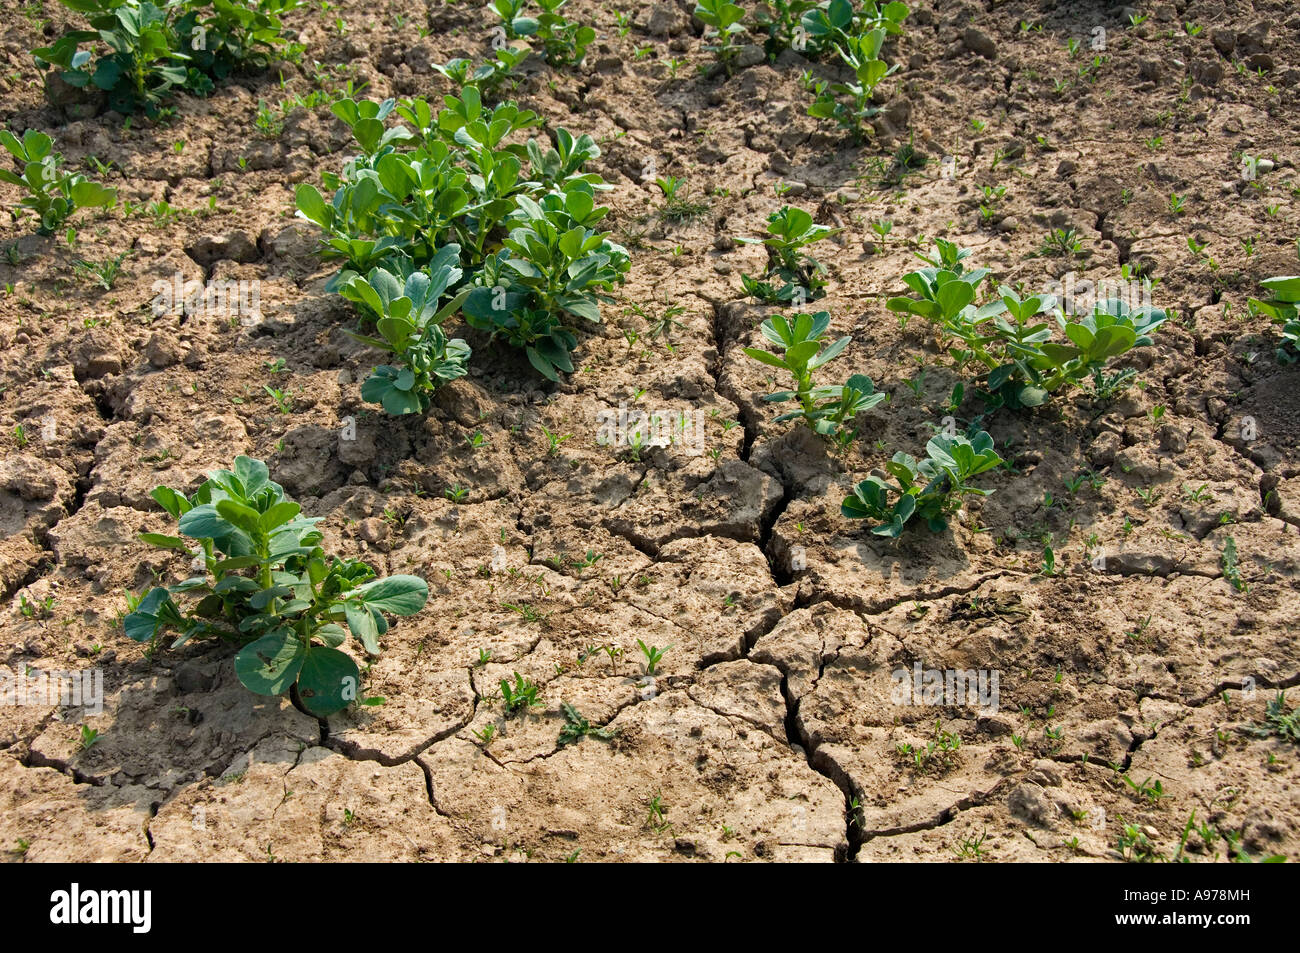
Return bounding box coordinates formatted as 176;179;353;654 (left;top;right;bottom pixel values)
1;0;1299;863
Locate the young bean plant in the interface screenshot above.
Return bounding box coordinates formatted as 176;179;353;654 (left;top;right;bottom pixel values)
32;0;301;117
694;0;747;74
123;457;429;715
805;28;897;142
743;311;885;438
338;247;472;415
296;89;628;384
0;128;116;234
1248;275;1300;361
737;205;839;302
888;240;1167;409
842;430;1002;536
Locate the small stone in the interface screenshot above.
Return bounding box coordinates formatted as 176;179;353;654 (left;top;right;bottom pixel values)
144;333;183;369
356;517;389;545
645;3;686;37
962;27;997;59
1157;425;1188;454
187;230;259;267
1007;783;1054;826
0;455;64;501
1087;431;1122;467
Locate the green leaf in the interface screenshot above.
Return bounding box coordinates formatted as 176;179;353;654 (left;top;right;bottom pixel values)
260;501;301;531
123;587;171;642
233;456;270;496
345;602;381;654
295;183;328;225
215;499;264;537
178;504;231;541
139;533;188;550
1261;275;1300;303
234;630;306;696
741;347;789;370
150;486;191;518
356;574;429;615
296;646;360;716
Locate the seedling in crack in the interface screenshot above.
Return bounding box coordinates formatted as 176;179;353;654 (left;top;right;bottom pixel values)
1221;536;1247;593
636;639;671;675
499;671;539;715
743;311;885;439
655;176;709;223
540;426;572;456
843;430;1002;536
557;702;616;746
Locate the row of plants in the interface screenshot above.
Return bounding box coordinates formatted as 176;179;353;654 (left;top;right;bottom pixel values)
697;0;910;141
294;88;629;404
33;0;302;118
490;0;597;67
743;238;1172;537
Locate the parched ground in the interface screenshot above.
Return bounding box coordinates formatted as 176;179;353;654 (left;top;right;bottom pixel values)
1;0;1298;863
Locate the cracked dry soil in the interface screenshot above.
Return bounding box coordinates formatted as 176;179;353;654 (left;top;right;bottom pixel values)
1;0;1299;863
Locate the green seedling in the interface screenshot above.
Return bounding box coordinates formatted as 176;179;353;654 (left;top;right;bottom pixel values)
339;252;472;414
464;187;629;381
737;205;839;302
123;456;428;716
806;27;897;143
1245;691;1300;745
499;671;539;714
1221;536;1247;593
33;0;300;117
842;429;1002;536
0;128;116;235
1247;275;1300;361
743;311;885;438
636;639;671;675
694;0;746;74
557;701;616;746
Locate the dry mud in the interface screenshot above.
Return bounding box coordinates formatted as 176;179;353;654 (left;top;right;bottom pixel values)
1;0;1299;862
